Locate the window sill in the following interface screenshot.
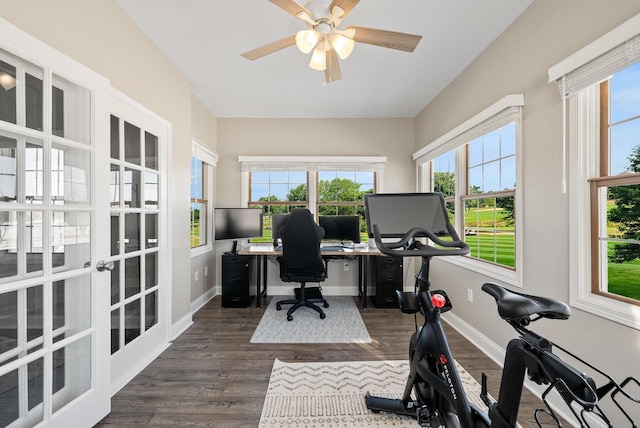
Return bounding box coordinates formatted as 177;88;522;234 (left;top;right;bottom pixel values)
440;256;522;288
571;293;640;331
191;244;212;258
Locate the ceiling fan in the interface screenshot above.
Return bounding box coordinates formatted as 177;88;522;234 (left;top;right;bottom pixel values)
241;0;422;83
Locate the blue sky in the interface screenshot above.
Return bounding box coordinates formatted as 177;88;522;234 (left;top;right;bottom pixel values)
610;61;640;175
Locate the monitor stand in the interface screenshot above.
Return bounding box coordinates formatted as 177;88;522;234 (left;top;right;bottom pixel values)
224;240;239;255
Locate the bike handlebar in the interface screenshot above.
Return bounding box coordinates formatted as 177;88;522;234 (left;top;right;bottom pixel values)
372;223;470;258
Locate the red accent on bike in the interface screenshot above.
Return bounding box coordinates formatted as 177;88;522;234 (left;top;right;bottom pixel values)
432;293;446;308
440;354;448;365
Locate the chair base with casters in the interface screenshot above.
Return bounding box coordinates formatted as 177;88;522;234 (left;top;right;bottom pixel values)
276;283;329;321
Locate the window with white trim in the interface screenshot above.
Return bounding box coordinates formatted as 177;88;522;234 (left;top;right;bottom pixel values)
240;156;385;243
414;95;523;286
190;140;217;255
549;13;640;328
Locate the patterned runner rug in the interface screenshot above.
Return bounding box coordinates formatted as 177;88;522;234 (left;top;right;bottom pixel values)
250;296;371;344
259;359;491;428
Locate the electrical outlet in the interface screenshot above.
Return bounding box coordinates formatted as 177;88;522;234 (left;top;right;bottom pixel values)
204;266;209;276
467;288;473;303
195;270;199;281
344;261;349;271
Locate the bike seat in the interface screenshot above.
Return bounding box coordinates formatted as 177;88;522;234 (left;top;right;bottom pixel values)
482;283;570;321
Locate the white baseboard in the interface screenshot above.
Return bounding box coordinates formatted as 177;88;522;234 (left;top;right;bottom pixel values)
190;286;217;313
171;312;193;341
443;312;580;427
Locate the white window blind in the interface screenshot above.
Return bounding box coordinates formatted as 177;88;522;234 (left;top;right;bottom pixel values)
548;13;640;98
238;156;386;173
191;139;218;166
413;95;524;165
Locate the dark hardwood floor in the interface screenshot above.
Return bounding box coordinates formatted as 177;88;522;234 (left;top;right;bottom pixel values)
96;296;558;427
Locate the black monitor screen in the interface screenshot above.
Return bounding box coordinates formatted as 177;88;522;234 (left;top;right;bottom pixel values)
318;215;361;243
364;193;450;238
214;208;263;241
271;214;289;247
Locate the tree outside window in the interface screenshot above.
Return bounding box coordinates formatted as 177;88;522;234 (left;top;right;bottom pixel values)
317;170;375;241
247;169;376;243
248;170;308;243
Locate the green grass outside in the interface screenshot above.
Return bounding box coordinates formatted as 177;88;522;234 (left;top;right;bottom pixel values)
464;233;515;268
190;220;201;247
607;243;640;301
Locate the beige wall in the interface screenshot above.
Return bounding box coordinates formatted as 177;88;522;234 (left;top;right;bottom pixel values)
190;95;219;304
217;118;415;206
216;118;416;290
415;0;640;410
0;0;212;325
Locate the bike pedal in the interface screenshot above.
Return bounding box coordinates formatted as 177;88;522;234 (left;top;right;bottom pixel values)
417;406;432;427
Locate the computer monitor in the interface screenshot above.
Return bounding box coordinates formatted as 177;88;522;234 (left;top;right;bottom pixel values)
214;208;263;254
271;214;289;247
364;193;450;239
318;215;361;244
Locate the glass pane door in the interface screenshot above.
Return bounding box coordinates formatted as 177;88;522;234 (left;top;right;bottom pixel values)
108;95;167;389
0;30;110;428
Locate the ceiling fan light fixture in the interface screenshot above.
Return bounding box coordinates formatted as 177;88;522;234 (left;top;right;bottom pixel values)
0;72;16;91
309;44;326;71
330;33;354;60
295;29;319;54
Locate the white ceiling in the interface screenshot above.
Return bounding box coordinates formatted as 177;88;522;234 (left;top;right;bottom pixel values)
113;0;533;119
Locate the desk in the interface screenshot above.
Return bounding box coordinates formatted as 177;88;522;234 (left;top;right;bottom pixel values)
236;245;384;309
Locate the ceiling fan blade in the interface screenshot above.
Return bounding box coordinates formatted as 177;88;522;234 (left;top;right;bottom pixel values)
329;0;360;19
324;48;342;83
347;26;422;52
269;0;313;21
241;35;296;61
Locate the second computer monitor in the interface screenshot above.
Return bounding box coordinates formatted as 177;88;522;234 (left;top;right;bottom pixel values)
271;214;289;247
318;215;361;244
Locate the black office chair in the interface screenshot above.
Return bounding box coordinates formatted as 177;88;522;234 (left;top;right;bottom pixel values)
276;208;329;321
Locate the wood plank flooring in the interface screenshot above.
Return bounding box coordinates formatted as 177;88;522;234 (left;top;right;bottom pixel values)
96;296;559;427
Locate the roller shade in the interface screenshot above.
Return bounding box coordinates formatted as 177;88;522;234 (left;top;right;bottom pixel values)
413;95;523;165
239;156;386;173
548;13;640;98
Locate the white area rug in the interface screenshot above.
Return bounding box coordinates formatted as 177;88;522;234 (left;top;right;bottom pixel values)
250;296;371;344
259;359;492;428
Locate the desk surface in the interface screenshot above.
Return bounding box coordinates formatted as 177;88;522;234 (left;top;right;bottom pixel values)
237;245;384;257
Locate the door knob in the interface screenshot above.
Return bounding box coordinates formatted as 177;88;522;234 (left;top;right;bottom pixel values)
96;260;115;272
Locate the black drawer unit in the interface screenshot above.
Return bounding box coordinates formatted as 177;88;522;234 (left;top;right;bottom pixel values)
368;255;403;308
222;254;255;308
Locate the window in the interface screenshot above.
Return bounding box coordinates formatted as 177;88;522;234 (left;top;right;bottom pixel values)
190;140;217;255
414;95;523;285
464;124;516;268
549;13;640;328
190;157;208;247
240;156;385;243
317;170;375;241
593;64;640;306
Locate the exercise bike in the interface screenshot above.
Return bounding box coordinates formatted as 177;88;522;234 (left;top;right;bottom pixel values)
362;193;639;428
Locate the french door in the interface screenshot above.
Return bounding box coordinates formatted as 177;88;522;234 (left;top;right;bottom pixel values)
108;91;170;393
0;18;111;428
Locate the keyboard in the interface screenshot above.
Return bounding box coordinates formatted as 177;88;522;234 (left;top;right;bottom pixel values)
320;245;345;252
273;245;345;252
